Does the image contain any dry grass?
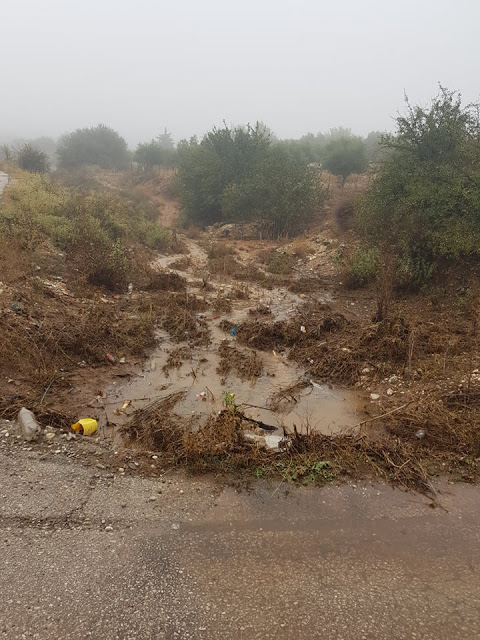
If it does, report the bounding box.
[0,297,159,391]
[124,391,187,455]
[217,341,264,381]
[124,401,467,494]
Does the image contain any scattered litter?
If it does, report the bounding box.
[127,283,133,294]
[264,434,286,450]
[45,432,55,440]
[196,391,207,401]
[300,325,306,333]
[67,386,81,394]
[114,400,132,415]
[119,356,126,364]
[106,353,116,363]
[288,309,299,317]
[387,388,394,396]
[370,393,380,401]
[230,324,241,337]
[415,429,426,439]
[18,408,40,441]
[71,418,98,436]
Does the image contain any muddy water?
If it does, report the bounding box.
[105,260,360,439]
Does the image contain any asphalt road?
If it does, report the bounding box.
[0,171,8,198]
[0,444,479,639]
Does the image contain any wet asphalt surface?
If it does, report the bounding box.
[0,439,479,640]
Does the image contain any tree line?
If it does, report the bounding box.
[3,86,479,282]
[0,123,379,181]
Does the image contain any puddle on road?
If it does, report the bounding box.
[104,280,360,440]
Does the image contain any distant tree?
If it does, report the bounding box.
[326,127,354,141]
[134,131,177,170]
[156,128,174,149]
[364,131,384,164]
[222,146,324,236]
[177,123,271,226]
[323,136,368,184]
[176,123,325,235]
[57,124,129,170]
[1,144,13,163]
[29,137,57,163]
[16,143,50,173]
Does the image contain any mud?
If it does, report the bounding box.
[104,282,360,440]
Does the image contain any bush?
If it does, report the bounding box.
[323,136,368,185]
[265,251,295,275]
[0,174,174,291]
[344,248,379,288]
[357,87,480,289]
[57,124,130,170]
[176,123,325,236]
[16,144,50,173]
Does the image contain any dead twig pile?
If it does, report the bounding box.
[216,341,264,381]
[123,391,187,456]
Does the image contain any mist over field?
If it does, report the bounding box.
[1,0,479,144]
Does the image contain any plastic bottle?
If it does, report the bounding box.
[18,408,40,441]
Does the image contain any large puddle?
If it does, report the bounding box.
[104,257,361,442]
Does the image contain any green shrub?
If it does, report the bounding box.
[357,87,480,289]
[344,248,379,288]
[266,252,295,275]
[0,174,173,291]
[176,123,325,237]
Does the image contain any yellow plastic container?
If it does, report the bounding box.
[71,418,98,436]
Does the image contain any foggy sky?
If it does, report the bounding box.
[1,0,479,146]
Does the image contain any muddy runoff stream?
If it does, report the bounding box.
[104,253,361,449]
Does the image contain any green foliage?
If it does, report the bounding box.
[323,136,368,183]
[223,392,240,415]
[0,174,173,290]
[221,147,324,236]
[256,460,333,484]
[358,87,480,289]
[16,143,50,173]
[134,140,177,170]
[57,124,129,170]
[265,251,295,274]
[177,123,325,236]
[344,247,379,288]
[156,128,174,149]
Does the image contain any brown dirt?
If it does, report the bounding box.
[3,168,480,492]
